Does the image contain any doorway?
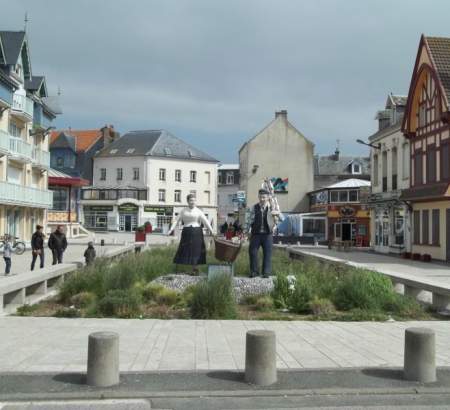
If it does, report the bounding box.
[125,215,132,231]
[342,223,351,241]
[119,213,137,231]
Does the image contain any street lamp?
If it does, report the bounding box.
[29,126,55,137]
[356,139,381,150]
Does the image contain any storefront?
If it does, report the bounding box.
[83,205,113,231]
[143,205,173,233]
[118,203,139,232]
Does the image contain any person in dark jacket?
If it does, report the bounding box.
[48,225,67,265]
[84,241,96,265]
[31,225,45,271]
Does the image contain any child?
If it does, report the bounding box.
[3,234,12,275]
[84,241,96,265]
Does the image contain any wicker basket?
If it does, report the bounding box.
[214,237,242,263]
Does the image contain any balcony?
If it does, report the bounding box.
[0,181,52,208]
[33,104,52,130]
[11,93,34,121]
[32,147,50,169]
[9,136,32,162]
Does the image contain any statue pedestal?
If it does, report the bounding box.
[207,264,234,279]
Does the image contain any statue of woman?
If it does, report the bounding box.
[168,194,214,273]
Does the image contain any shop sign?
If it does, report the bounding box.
[144,205,173,215]
[118,203,139,212]
[84,205,113,212]
[339,206,355,217]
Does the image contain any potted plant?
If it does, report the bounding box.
[144,221,153,234]
[421,254,432,262]
[412,253,421,261]
[402,252,411,259]
[135,226,146,242]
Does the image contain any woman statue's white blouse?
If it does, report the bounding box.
[169,207,214,233]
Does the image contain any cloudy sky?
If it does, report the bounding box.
[2,0,450,162]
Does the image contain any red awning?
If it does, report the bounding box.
[48,176,89,187]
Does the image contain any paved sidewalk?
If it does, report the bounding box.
[1,317,450,373]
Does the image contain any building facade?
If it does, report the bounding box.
[217,164,240,225]
[309,179,371,246]
[368,95,411,254]
[239,110,314,217]
[401,35,450,262]
[0,30,60,241]
[80,129,218,233]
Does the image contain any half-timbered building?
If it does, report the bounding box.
[401,35,450,262]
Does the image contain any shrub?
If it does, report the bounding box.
[54,307,81,318]
[16,304,38,316]
[384,294,425,319]
[142,283,165,302]
[289,275,314,313]
[155,288,179,306]
[70,292,96,309]
[189,274,237,319]
[254,295,274,312]
[97,289,142,318]
[334,268,394,311]
[308,297,335,316]
[271,271,293,309]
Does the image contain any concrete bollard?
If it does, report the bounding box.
[87,331,120,387]
[245,330,277,386]
[404,327,436,383]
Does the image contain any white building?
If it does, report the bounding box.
[80,130,219,233]
[217,164,240,226]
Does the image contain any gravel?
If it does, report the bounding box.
[152,274,274,301]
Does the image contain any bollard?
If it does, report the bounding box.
[404,327,436,383]
[245,330,277,385]
[87,331,120,387]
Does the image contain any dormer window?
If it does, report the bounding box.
[352,163,362,174]
[126,148,135,154]
[164,147,171,155]
[14,64,22,78]
[188,149,193,157]
[110,149,118,154]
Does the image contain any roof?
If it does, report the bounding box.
[48,168,72,178]
[42,96,62,115]
[48,168,89,187]
[50,129,102,153]
[327,178,371,189]
[314,155,370,176]
[96,129,219,162]
[218,163,239,170]
[368,121,402,142]
[400,182,450,201]
[387,94,407,107]
[426,36,450,104]
[25,75,45,92]
[0,31,26,65]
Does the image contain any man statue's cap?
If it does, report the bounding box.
[258,189,269,195]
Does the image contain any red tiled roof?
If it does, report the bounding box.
[50,129,102,153]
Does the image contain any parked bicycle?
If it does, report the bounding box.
[0,235,26,255]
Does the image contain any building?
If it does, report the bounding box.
[80,129,219,232]
[239,110,314,217]
[0,30,60,241]
[217,163,240,225]
[401,35,450,262]
[314,149,370,190]
[47,168,89,237]
[367,94,411,254]
[50,125,118,182]
[309,178,371,246]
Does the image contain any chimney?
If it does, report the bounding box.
[275,110,288,120]
[101,124,118,146]
[334,147,340,161]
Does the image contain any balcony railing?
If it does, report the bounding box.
[12,93,34,118]
[9,137,32,160]
[0,181,52,208]
[32,147,50,169]
[0,130,10,153]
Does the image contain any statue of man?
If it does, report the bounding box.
[247,189,280,278]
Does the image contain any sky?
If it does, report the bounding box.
[2,0,450,163]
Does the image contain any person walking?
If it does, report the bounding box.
[48,225,67,265]
[84,241,96,265]
[31,225,45,271]
[3,234,12,275]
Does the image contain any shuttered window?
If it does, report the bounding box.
[422,210,429,245]
[413,210,420,244]
[432,209,440,245]
[414,150,423,186]
[441,142,450,180]
[426,146,436,183]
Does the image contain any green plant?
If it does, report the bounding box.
[155,288,179,306]
[54,307,81,318]
[16,304,38,316]
[97,289,142,318]
[289,275,313,313]
[254,295,274,312]
[308,297,335,316]
[383,294,426,319]
[189,274,237,319]
[271,271,292,309]
[69,292,96,309]
[142,283,165,302]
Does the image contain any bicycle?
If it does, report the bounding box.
[0,235,26,255]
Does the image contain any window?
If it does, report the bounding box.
[373,154,379,186]
[432,209,440,245]
[174,190,181,202]
[382,151,388,192]
[330,191,339,202]
[175,169,182,182]
[338,190,348,202]
[441,142,449,181]
[218,172,223,185]
[50,188,68,211]
[226,172,234,185]
[56,157,64,167]
[126,148,135,154]
[9,121,22,138]
[426,146,436,183]
[358,225,367,236]
[205,171,211,184]
[349,190,358,202]
[414,150,423,185]
[205,190,211,204]
[164,147,171,156]
[422,210,429,244]
[158,189,166,202]
[413,210,420,244]
[133,168,139,180]
[109,149,118,154]
[159,168,166,181]
[394,208,404,245]
[100,168,106,181]
[419,104,426,127]
[190,170,197,182]
[402,143,409,179]
[352,163,361,174]
[392,147,398,189]
[116,168,123,180]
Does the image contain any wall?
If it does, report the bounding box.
[93,155,147,188]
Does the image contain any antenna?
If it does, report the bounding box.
[24,12,29,32]
[57,86,61,96]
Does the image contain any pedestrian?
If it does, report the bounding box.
[48,225,67,265]
[220,221,228,235]
[3,234,12,275]
[31,224,45,271]
[84,241,96,265]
